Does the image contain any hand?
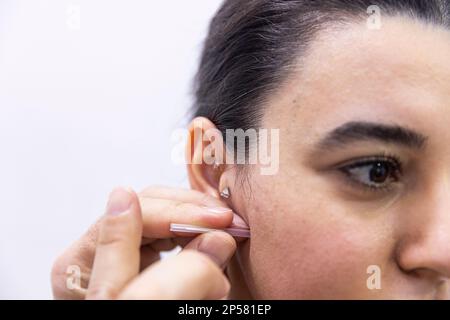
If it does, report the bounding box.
[51,186,248,299]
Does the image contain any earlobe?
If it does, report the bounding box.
[185,117,227,199]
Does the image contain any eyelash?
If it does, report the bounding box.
[336,152,403,193]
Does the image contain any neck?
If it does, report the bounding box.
[226,253,253,299]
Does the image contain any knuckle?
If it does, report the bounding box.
[97,231,127,247]
[97,217,134,247]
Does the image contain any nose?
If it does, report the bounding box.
[396,175,450,280]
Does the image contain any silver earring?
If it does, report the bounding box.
[220,187,230,199]
[213,161,220,170]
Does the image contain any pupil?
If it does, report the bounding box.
[370,162,388,183]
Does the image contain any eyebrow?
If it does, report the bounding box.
[315,121,428,151]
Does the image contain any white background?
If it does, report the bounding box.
[0,0,223,299]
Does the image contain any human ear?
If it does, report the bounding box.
[186,117,228,199]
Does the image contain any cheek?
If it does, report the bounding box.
[239,177,392,299]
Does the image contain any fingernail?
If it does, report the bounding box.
[202,206,233,214]
[106,187,132,216]
[197,232,235,269]
[231,214,249,229]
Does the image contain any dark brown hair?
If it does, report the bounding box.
[192,0,449,148]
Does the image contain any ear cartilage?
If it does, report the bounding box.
[170,223,250,238]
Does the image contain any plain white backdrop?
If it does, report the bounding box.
[0,0,223,299]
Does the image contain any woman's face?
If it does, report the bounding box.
[229,17,450,299]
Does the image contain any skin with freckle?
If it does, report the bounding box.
[220,18,450,299]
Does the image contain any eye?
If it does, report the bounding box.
[337,156,402,191]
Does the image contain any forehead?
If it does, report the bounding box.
[263,17,450,140]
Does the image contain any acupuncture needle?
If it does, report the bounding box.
[170,223,251,238]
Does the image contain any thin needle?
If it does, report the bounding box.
[170,223,251,238]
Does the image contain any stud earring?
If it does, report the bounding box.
[220,187,230,199]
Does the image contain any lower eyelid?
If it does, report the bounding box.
[339,174,398,196]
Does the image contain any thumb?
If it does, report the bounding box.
[184,231,237,270]
[86,187,143,299]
